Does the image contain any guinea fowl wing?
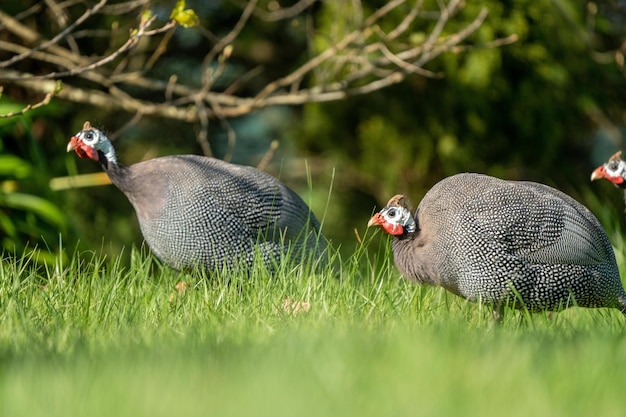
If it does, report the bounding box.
[120,155,316,242]
[194,159,319,241]
[514,182,612,266]
[420,174,612,268]
[460,180,610,267]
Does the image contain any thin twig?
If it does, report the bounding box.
[203,0,258,74]
[256,140,279,172]
[377,42,443,78]
[115,112,144,140]
[206,95,237,161]
[195,98,213,157]
[385,0,423,41]
[0,3,43,32]
[0,82,62,118]
[0,0,108,68]
[243,0,318,22]
[145,25,176,71]
[0,17,174,81]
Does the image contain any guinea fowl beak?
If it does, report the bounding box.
[590,166,606,182]
[67,136,78,152]
[67,136,81,153]
[367,213,383,228]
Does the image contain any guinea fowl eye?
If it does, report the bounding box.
[85,132,94,141]
[609,161,619,171]
[387,208,397,218]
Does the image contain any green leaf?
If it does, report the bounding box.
[0,192,67,230]
[0,210,17,237]
[0,155,32,179]
[170,0,198,28]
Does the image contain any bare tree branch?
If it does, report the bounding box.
[242,0,318,22]
[0,0,108,68]
[0,0,517,152]
[203,0,258,69]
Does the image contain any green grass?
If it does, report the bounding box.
[1,234,626,417]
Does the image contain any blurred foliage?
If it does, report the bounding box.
[0,101,73,264]
[1,0,626,261]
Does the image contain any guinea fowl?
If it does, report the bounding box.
[591,151,626,207]
[67,121,325,272]
[368,173,626,314]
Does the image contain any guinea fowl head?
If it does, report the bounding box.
[591,151,626,187]
[67,121,118,165]
[367,194,417,236]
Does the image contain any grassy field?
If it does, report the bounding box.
[1,233,626,417]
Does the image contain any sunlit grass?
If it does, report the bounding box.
[1,227,625,416]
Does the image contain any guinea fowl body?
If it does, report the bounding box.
[68,123,325,272]
[369,173,626,313]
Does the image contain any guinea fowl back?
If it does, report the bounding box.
[374,173,626,313]
[420,175,612,266]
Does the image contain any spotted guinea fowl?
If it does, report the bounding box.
[368,173,626,314]
[67,121,325,272]
[591,150,626,208]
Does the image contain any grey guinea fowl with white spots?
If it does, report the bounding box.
[368,173,626,314]
[67,121,326,272]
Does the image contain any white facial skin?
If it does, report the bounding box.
[76,129,117,163]
[605,158,626,181]
[380,205,417,234]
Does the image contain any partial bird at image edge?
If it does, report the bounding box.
[591,150,626,209]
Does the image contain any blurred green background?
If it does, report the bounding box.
[1,0,626,263]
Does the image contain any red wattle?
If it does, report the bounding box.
[72,141,99,161]
[382,222,405,236]
[368,212,405,236]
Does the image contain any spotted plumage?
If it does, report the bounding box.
[369,173,626,313]
[67,121,325,272]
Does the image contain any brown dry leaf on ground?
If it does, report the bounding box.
[168,281,191,302]
[281,298,311,317]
